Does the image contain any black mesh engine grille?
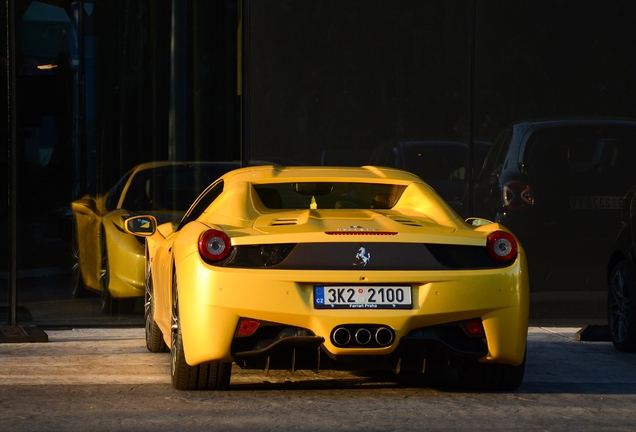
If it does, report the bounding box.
[213,244,296,268]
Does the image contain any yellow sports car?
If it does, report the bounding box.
[71,161,240,313]
[125,165,529,390]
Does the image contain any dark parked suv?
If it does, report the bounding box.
[606,184,636,352]
[473,118,636,320]
[369,140,491,215]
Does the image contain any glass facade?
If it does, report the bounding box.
[3,0,636,327]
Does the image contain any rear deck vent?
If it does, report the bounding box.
[393,218,424,227]
[269,218,299,226]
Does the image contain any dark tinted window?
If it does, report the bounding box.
[524,126,636,192]
[403,143,468,182]
[478,129,510,181]
[121,165,232,212]
[369,144,398,168]
[105,171,133,211]
[254,182,407,210]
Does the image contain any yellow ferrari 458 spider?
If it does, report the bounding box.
[125,165,529,390]
[71,161,239,313]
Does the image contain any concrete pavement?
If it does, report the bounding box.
[1,327,636,431]
[0,327,634,387]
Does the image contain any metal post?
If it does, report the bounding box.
[169,0,188,161]
[0,0,48,343]
[468,0,476,217]
[240,0,250,167]
[7,0,17,327]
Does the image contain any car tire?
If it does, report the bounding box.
[145,261,168,353]
[71,217,89,299]
[607,260,636,352]
[458,348,526,391]
[170,269,231,390]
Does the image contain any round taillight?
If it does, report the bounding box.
[199,229,231,262]
[487,231,518,263]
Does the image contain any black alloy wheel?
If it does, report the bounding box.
[71,217,88,298]
[170,268,231,390]
[145,257,168,353]
[99,232,112,314]
[608,261,636,352]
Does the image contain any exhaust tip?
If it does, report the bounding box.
[375,327,394,346]
[355,328,372,345]
[332,327,351,346]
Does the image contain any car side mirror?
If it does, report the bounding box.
[124,215,157,236]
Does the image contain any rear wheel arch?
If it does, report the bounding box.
[458,345,527,391]
[170,263,231,390]
[144,249,168,353]
[607,250,628,283]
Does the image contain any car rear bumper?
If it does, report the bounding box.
[176,253,529,370]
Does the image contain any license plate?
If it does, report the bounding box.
[314,285,412,309]
[570,196,623,210]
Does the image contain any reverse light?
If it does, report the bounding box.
[502,180,534,212]
[486,231,518,263]
[236,319,261,337]
[198,229,231,262]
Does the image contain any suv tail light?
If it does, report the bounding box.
[199,229,232,262]
[502,180,534,211]
[486,231,518,263]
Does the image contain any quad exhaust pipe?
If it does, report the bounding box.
[331,325,395,348]
[332,327,352,346]
[375,326,394,346]
[355,328,372,345]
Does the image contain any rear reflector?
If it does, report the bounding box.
[463,319,485,337]
[236,319,261,337]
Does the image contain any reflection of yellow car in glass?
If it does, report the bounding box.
[71,161,240,314]
[126,165,528,390]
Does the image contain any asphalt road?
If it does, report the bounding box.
[0,327,635,431]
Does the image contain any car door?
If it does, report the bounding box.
[72,196,104,290]
[78,172,132,290]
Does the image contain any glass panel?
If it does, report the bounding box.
[254,183,407,210]
[474,2,636,324]
[10,0,239,326]
[1,1,7,326]
[6,0,636,327]
[247,0,473,216]
[15,0,104,325]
